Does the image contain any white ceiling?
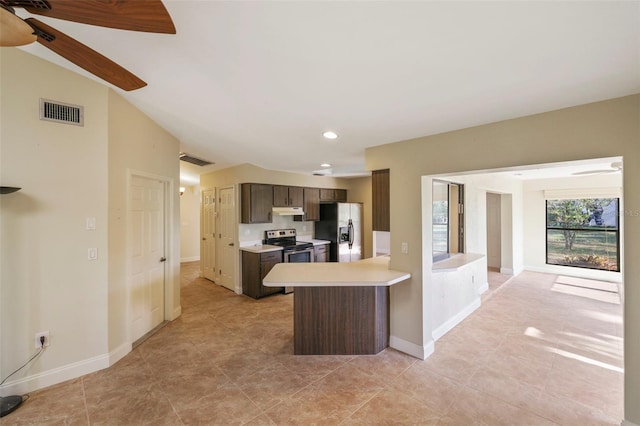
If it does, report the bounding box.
[15,1,640,184]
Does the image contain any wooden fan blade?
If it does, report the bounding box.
[0,7,37,46]
[26,18,146,91]
[22,0,175,34]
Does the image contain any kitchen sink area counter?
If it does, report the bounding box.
[263,256,410,355]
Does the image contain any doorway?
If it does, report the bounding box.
[486,192,502,271]
[217,185,237,292]
[201,188,216,282]
[128,174,168,342]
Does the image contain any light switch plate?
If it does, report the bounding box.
[88,248,98,260]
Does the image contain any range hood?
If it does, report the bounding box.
[272,206,304,216]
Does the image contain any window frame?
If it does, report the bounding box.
[432,179,464,263]
[545,197,620,272]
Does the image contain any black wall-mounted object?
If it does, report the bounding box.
[0,187,21,194]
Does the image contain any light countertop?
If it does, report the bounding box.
[263,256,411,287]
[239,244,283,254]
[297,238,331,246]
[240,238,331,253]
[432,253,485,272]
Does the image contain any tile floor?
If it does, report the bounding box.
[4,263,623,425]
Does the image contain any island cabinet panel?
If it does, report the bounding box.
[242,251,283,298]
[273,185,304,207]
[293,286,389,355]
[241,183,273,223]
[372,169,390,231]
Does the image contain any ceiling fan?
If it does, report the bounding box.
[571,161,623,176]
[0,0,175,91]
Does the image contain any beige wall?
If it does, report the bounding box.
[1,48,110,392]
[0,48,180,394]
[107,90,181,356]
[366,94,640,423]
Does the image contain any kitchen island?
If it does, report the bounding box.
[263,256,410,355]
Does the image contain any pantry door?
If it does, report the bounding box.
[129,175,166,342]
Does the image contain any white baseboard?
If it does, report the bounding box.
[172,305,182,320]
[180,256,200,263]
[432,297,481,341]
[389,335,434,360]
[0,352,110,396]
[500,267,514,274]
[108,342,132,367]
[477,281,489,295]
[622,420,640,426]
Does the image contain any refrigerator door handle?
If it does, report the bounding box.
[348,220,354,249]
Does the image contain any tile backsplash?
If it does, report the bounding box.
[239,215,314,246]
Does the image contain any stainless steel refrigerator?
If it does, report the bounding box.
[315,202,363,262]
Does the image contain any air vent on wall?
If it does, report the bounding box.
[179,153,213,167]
[39,99,84,126]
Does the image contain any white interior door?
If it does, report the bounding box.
[218,186,236,291]
[129,175,166,342]
[201,188,216,281]
[486,192,502,269]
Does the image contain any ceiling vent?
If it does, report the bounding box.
[179,153,213,167]
[39,99,84,126]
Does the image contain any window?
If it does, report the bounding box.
[546,198,620,272]
[432,180,464,262]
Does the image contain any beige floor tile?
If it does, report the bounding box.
[2,264,624,425]
[343,388,442,425]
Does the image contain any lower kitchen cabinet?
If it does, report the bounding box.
[314,243,329,262]
[242,250,284,298]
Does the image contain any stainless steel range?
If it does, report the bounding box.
[264,229,314,293]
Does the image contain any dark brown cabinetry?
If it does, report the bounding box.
[294,286,389,355]
[314,243,328,262]
[319,188,347,202]
[241,183,347,223]
[372,169,390,231]
[241,183,273,224]
[273,185,304,207]
[242,250,283,298]
[295,187,320,222]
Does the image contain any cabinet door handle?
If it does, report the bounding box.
[228,242,235,247]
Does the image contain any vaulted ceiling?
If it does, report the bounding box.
[15,1,640,183]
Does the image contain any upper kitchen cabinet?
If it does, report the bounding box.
[241,183,273,223]
[294,187,320,222]
[319,188,347,202]
[372,169,390,231]
[273,185,304,207]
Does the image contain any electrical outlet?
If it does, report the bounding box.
[35,331,50,348]
[401,242,408,254]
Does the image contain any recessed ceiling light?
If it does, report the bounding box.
[321,163,331,168]
[323,131,338,140]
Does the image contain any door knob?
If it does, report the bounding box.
[160,257,167,262]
